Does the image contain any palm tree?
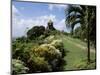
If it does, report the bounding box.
[88,6,96,50]
[65,5,96,63]
[65,5,86,35]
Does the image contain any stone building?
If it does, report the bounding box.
[46,20,55,30]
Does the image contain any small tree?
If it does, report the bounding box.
[27,26,45,40]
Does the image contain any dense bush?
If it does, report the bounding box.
[12,42,30,62]
[44,30,61,37]
[12,28,66,73]
[27,56,52,72]
[51,40,63,50]
[22,42,64,72]
[15,36,27,43]
[32,44,62,61]
[50,39,65,57]
[44,35,55,44]
[30,39,65,71]
[27,26,45,40]
[12,59,29,75]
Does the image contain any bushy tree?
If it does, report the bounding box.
[27,26,45,40]
[12,41,31,65]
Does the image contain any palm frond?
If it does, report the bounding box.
[67,6,84,16]
[71,20,81,28]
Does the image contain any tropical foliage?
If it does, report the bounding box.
[65,5,96,62]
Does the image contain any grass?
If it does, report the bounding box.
[60,34,96,70]
[67,36,87,47]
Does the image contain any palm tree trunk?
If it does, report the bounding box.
[71,26,74,35]
[87,25,90,63]
[71,29,73,35]
[87,6,90,63]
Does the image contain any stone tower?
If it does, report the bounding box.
[46,20,55,30]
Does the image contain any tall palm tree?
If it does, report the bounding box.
[65,5,86,35]
[65,5,96,63]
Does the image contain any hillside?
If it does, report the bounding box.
[61,34,96,70]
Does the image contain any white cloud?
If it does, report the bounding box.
[54,19,67,32]
[12,5,20,17]
[12,13,57,37]
[12,5,25,37]
[48,4,53,11]
[48,4,68,11]
[33,14,56,27]
[12,5,19,14]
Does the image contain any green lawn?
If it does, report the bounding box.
[60,34,96,70]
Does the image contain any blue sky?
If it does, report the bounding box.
[12,1,71,37]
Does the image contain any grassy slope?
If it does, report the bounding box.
[60,34,96,70]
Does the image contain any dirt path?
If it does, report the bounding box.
[62,36,95,53]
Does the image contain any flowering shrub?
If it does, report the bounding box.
[28,56,52,72]
[50,39,65,57]
[51,39,63,49]
[44,35,55,44]
[12,34,65,73]
[32,44,62,61]
[12,59,29,75]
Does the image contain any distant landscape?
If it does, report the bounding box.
[12,1,96,75]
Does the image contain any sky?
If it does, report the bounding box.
[12,1,71,37]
